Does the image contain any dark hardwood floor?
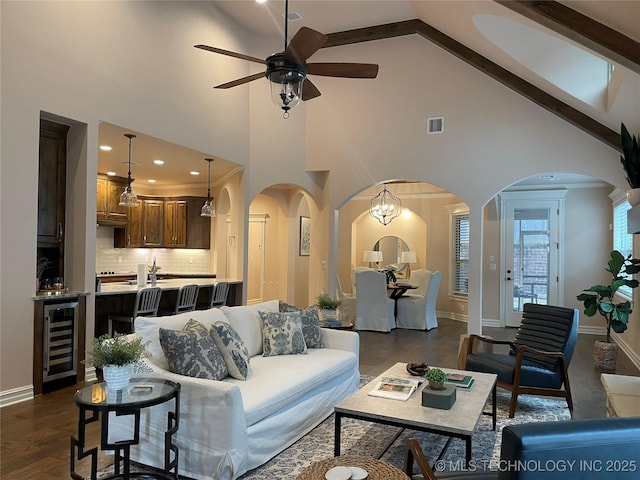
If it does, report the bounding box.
[1,319,638,479]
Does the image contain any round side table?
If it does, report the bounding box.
[297,455,410,480]
[70,378,180,480]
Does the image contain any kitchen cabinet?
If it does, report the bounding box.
[114,196,210,249]
[142,199,164,247]
[96,174,128,225]
[164,200,188,247]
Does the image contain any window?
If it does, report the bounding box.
[613,197,632,296]
[452,212,470,296]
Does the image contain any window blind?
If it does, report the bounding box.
[452,213,469,295]
[613,200,632,295]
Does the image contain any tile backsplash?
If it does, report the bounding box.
[96,226,211,274]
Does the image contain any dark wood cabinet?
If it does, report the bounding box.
[38,120,69,247]
[142,199,164,247]
[114,195,210,249]
[164,200,188,247]
[187,197,211,249]
[96,174,128,225]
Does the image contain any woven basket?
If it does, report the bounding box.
[594,340,618,372]
[297,455,409,480]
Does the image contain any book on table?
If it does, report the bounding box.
[368,376,423,401]
[446,373,474,390]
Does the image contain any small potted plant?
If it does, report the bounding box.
[36,256,51,291]
[87,333,149,390]
[425,367,447,390]
[577,250,640,371]
[315,292,342,321]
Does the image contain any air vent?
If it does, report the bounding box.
[287,11,302,21]
[427,117,444,134]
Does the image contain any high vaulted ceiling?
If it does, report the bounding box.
[99,1,640,188]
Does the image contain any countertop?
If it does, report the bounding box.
[34,291,91,301]
[96,278,241,296]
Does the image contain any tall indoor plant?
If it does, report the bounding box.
[620,122,640,206]
[577,250,640,371]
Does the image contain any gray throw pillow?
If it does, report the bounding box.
[278,302,323,348]
[259,310,307,357]
[159,319,228,381]
[210,321,250,380]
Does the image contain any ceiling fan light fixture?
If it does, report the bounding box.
[201,158,216,217]
[267,55,305,118]
[119,133,139,207]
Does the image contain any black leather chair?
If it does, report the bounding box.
[465,303,578,418]
[404,417,640,479]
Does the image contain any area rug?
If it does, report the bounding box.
[96,376,570,479]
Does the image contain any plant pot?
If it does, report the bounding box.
[428,381,445,390]
[321,309,338,321]
[627,188,640,207]
[102,363,132,390]
[594,340,618,372]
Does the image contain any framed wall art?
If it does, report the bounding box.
[299,216,310,256]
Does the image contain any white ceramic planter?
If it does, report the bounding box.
[103,363,132,390]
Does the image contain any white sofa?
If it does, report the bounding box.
[109,300,360,480]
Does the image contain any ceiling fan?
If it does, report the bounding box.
[195,0,379,118]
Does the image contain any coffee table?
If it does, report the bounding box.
[334,363,496,467]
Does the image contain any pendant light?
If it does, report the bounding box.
[201,158,215,217]
[119,134,139,207]
[369,184,401,226]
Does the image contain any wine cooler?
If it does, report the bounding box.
[43,301,79,383]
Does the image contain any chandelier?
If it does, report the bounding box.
[369,185,401,226]
[119,134,139,207]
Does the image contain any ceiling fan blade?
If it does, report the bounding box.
[194,45,266,65]
[306,63,379,79]
[284,27,328,64]
[302,79,321,101]
[215,72,266,89]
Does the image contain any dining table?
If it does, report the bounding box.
[387,282,417,317]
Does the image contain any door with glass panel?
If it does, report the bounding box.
[502,198,562,327]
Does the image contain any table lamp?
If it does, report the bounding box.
[400,251,417,278]
[363,251,383,269]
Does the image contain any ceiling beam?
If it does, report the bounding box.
[495,1,640,75]
[323,20,621,152]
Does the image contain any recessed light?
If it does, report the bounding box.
[190,171,200,176]
[106,171,116,176]
[256,0,267,4]
[99,145,112,151]
[153,159,164,165]
[148,179,156,183]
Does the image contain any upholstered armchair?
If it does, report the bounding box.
[396,270,442,330]
[355,269,395,332]
[465,303,579,418]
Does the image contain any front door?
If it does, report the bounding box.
[501,194,564,327]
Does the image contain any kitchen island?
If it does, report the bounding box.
[95,278,242,336]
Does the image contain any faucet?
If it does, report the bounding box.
[149,258,157,286]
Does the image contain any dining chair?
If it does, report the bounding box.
[355,270,395,332]
[465,303,579,418]
[351,266,374,294]
[396,271,442,330]
[336,275,356,323]
[108,286,162,335]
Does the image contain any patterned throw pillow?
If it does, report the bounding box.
[278,302,323,348]
[210,321,250,380]
[259,311,308,357]
[159,319,228,381]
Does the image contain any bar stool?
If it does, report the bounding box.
[108,287,162,335]
[209,282,230,308]
[160,284,199,316]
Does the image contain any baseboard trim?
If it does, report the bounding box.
[0,385,34,408]
[613,332,640,371]
[578,325,606,335]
